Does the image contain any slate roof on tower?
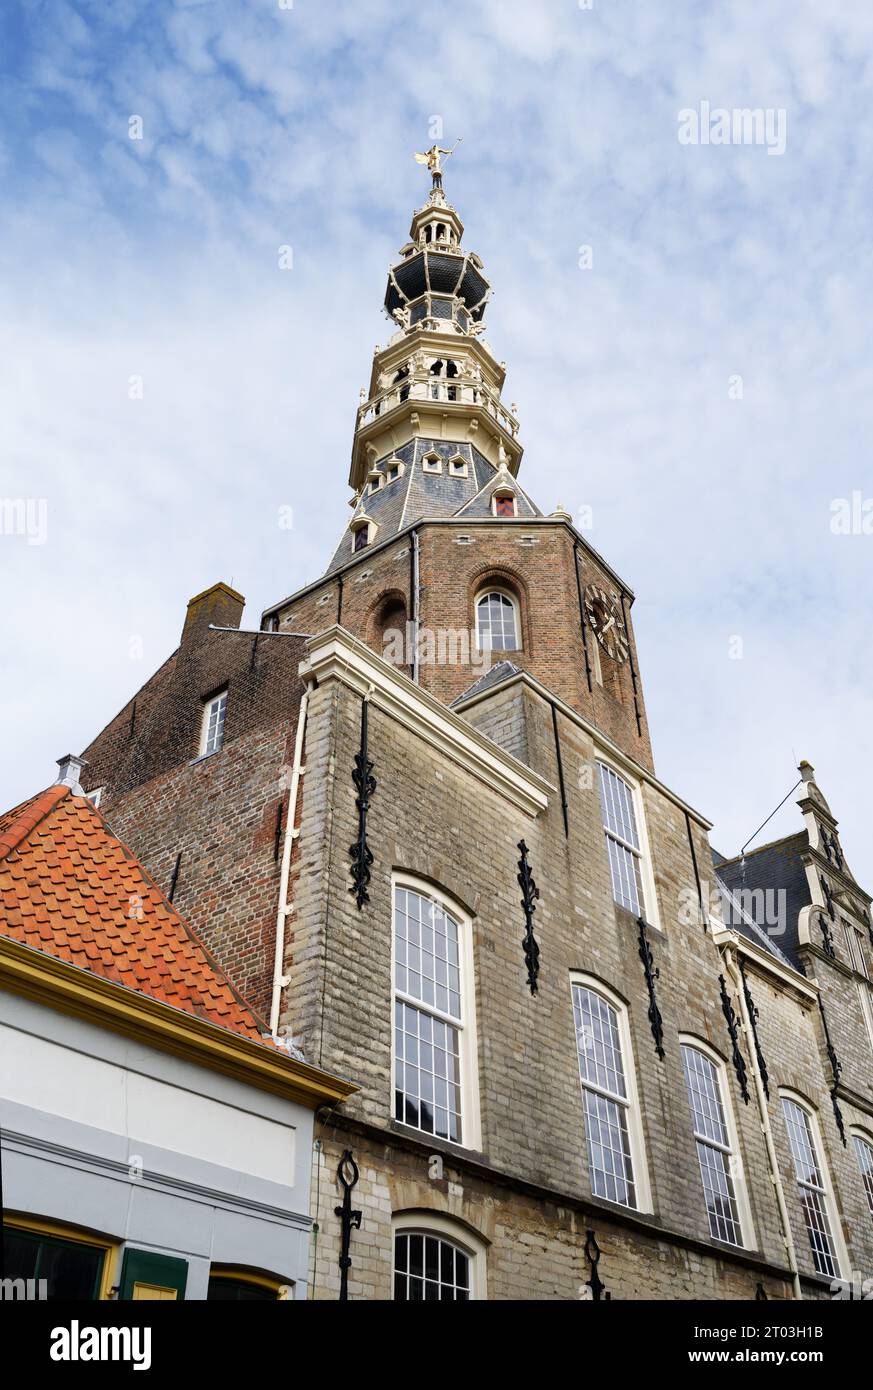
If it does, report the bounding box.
[324,438,541,576]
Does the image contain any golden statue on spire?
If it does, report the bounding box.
[414,138,462,188]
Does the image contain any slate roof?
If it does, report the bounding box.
[324,438,542,575]
[715,833,811,970]
[452,660,523,706]
[0,784,269,1042]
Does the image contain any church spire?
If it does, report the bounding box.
[347,151,521,495]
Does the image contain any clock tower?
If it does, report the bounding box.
[264,157,654,770]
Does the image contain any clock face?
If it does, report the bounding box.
[584,584,629,663]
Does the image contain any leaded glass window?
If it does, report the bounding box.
[681,1045,744,1246]
[573,984,637,1208]
[597,762,645,916]
[476,591,519,651]
[394,886,464,1144]
[393,1232,470,1301]
[782,1097,841,1278]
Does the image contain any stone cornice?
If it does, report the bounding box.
[300,626,553,818]
[713,925,818,1001]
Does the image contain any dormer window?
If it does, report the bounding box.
[449,455,468,478]
[422,451,442,474]
[493,492,517,518]
[200,689,227,757]
[351,517,376,553]
[368,472,383,495]
[385,457,404,483]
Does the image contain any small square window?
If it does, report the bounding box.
[449,457,468,478]
[422,453,442,474]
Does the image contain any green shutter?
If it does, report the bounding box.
[118,1248,188,1301]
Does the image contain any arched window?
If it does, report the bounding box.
[571,977,650,1211]
[851,1131,873,1218]
[475,589,520,652]
[374,594,408,667]
[207,1267,290,1300]
[680,1041,750,1247]
[781,1093,844,1279]
[392,878,480,1149]
[392,1215,486,1300]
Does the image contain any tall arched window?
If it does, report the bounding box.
[571,977,650,1211]
[596,760,655,922]
[392,1215,486,1300]
[392,879,480,1149]
[476,590,519,652]
[781,1093,843,1279]
[852,1131,873,1218]
[680,1041,749,1247]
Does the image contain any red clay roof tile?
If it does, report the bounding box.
[0,785,269,1044]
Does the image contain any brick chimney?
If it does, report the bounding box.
[56,754,87,793]
[181,582,245,647]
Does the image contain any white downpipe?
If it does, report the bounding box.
[723,944,802,1300]
[270,681,312,1037]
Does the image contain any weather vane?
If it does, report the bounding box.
[414,137,462,191]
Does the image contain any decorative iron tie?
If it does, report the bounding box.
[637,918,665,1059]
[349,696,377,909]
[719,974,750,1104]
[517,840,541,994]
[335,1149,363,1301]
[583,1229,611,1301]
[818,1000,847,1147]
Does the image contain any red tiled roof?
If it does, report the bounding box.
[0,785,268,1043]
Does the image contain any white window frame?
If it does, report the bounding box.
[850,1128,873,1220]
[448,454,468,478]
[350,517,377,553]
[199,689,227,757]
[422,451,442,474]
[392,1212,487,1300]
[84,787,104,809]
[391,875,481,1152]
[679,1035,755,1249]
[570,972,652,1213]
[780,1089,848,1280]
[492,490,517,518]
[475,587,520,653]
[595,755,660,929]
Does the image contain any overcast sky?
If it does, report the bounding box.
[2,0,871,887]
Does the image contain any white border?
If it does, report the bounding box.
[778,1087,850,1281]
[391,873,482,1154]
[594,751,661,931]
[678,1033,756,1250]
[569,971,652,1214]
[392,1210,488,1299]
